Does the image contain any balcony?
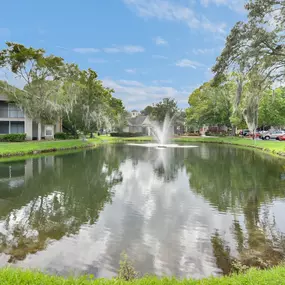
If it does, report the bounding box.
[0,102,24,119]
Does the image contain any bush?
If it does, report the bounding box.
[54,132,79,140]
[54,132,68,140]
[118,252,138,281]
[0,133,26,142]
[186,132,200,136]
[110,132,144,137]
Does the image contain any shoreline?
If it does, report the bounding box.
[0,136,285,160]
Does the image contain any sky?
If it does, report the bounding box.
[0,0,246,111]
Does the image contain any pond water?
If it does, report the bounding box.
[0,143,285,278]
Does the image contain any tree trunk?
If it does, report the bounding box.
[231,125,236,136]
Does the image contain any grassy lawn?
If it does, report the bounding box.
[0,136,120,157]
[173,136,285,154]
[1,267,285,285]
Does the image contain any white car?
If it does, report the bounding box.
[261,130,285,140]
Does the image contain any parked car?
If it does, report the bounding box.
[239,129,250,136]
[248,132,261,139]
[261,130,285,140]
[277,134,285,141]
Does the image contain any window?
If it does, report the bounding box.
[0,121,9,134]
[45,126,53,136]
[10,122,25,134]
[8,103,24,118]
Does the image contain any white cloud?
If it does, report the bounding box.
[125,69,137,74]
[103,45,145,54]
[123,0,227,34]
[73,48,100,53]
[102,78,190,109]
[200,0,245,13]
[152,55,168,59]
[88,58,108,63]
[154,36,168,46]
[176,59,204,68]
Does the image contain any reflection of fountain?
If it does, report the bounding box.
[128,114,198,149]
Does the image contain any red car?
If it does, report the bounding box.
[248,132,261,139]
[277,134,285,141]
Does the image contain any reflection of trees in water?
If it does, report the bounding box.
[0,146,125,262]
[186,145,285,212]
[185,145,285,273]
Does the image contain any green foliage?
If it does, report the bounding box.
[0,133,26,142]
[151,98,179,123]
[0,42,65,124]
[187,81,232,128]
[110,132,144,137]
[231,260,250,274]
[1,267,285,284]
[259,88,285,127]
[54,132,69,140]
[141,105,154,116]
[118,252,138,281]
[211,0,285,132]
[0,42,127,134]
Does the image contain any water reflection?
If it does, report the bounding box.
[0,144,284,278]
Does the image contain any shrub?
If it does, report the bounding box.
[118,252,138,281]
[0,133,26,142]
[54,132,78,140]
[110,132,144,137]
[186,132,200,136]
[54,132,68,140]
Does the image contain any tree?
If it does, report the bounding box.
[141,105,154,116]
[0,42,65,124]
[62,68,120,136]
[187,81,232,129]
[259,87,285,128]
[151,98,179,123]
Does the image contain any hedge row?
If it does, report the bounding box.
[110,132,145,137]
[54,132,79,140]
[0,133,26,142]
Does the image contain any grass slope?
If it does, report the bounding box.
[0,136,120,158]
[1,267,285,285]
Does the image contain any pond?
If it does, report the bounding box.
[0,143,285,279]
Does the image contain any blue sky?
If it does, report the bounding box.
[0,0,246,110]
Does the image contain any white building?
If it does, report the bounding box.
[123,111,152,135]
[0,95,62,140]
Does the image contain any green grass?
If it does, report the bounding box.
[172,136,285,154]
[1,267,285,284]
[0,136,120,158]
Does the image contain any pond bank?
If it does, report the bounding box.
[124,136,285,158]
[0,136,285,159]
[1,267,285,284]
[0,137,120,159]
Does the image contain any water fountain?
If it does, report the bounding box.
[128,114,198,149]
